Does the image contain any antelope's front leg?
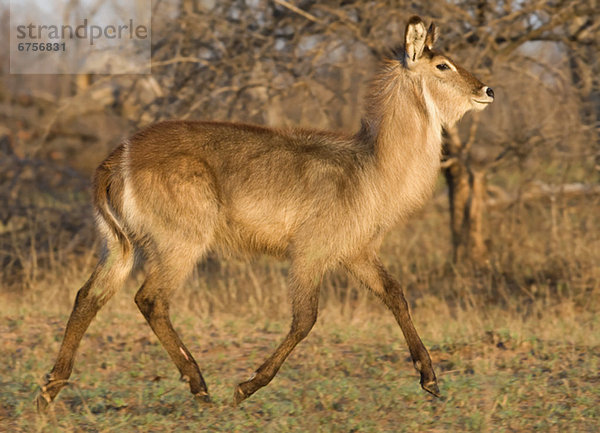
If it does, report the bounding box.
[344,254,440,397]
[234,267,320,405]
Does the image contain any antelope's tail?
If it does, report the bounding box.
[92,144,132,255]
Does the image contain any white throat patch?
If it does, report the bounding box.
[421,81,441,127]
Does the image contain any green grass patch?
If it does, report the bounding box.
[1,309,599,432]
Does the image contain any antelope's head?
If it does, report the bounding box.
[403,16,494,126]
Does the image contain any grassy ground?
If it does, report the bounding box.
[1,291,599,432]
[1,159,598,432]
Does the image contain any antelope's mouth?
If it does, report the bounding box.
[473,87,494,106]
[472,97,493,110]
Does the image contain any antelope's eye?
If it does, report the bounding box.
[436,63,450,71]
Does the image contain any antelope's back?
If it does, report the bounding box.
[118,120,367,256]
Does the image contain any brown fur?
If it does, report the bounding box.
[37,16,493,411]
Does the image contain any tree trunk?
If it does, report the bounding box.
[443,125,488,266]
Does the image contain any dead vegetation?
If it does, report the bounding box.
[0,1,598,319]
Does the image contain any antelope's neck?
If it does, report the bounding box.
[361,74,443,225]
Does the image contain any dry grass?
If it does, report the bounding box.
[2,166,598,324]
[1,1,598,430]
[0,168,599,431]
[1,298,599,432]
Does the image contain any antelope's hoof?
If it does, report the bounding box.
[35,388,52,414]
[194,391,212,405]
[232,384,248,406]
[421,379,441,398]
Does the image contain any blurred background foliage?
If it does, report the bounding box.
[0,0,598,317]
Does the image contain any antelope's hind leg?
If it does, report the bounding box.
[37,240,134,413]
[134,246,211,403]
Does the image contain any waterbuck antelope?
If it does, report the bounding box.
[37,16,494,411]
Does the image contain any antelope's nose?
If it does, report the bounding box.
[485,87,494,99]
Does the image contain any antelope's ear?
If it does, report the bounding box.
[425,22,438,50]
[404,16,427,62]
